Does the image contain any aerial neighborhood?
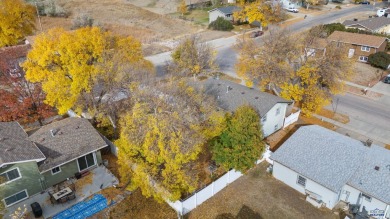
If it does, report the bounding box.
[1,0,390,218]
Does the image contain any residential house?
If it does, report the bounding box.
[271,125,390,218]
[0,44,31,78]
[0,118,108,208]
[208,6,240,24]
[195,78,293,137]
[327,31,387,62]
[343,17,390,35]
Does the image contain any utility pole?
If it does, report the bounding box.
[35,1,43,32]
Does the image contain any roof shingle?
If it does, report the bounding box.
[328,31,387,48]
[343,16,390,31]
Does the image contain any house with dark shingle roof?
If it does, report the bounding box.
[271,125,390,217]
[193,78,293,137]
[208,6,240,24]
[327,31,387,62]
[343,17,390,34]
[0,118,108,207]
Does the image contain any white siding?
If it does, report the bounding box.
[208,10,232,24]
[342,185,389,218]
[273,162,339,209]
[261,103,288,137]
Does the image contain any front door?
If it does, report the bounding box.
[348,49,355,58]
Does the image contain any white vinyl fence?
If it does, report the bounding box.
[167,147,271,216]
[283,110,300,129]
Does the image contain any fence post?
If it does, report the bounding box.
[195,192,198,207]
[227,170,230,184]
[212,182,214,196]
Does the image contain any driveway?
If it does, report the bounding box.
[186,163,336,219]
[372,81,390,105]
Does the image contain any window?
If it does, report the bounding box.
[77,153,96,172]
[276,107,281,116]
[361,46,370,52]
[261,114,267,123]
[0,168,21,185]
[359,56,368,62]
[297,175,306,187]
[3,190,28,206]
[362,193,372,202]
[51,166,61,175]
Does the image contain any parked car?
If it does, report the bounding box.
[383,74,390,84]
[286,7,299,13]
[359,0,371,4]
[250,30,263,38]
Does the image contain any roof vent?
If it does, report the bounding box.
[5,148,14,152]
[50,129,58,137]
[75,125,80,129]
[217,83,221,86]
[241,92,245,94]
[365,139,373,147]
[255,96,259,99]
[226,86,233,93]
[40,137,45,142]
[374,166,380,171]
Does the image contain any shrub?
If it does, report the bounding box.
[322,23,346,36]
[42,0,68,17]
[208,17,234,31]
[72,13,94,29]
[335,5,342,9]
[368,52,390,70]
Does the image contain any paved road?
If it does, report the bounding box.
[146,3,384,77]
[325,93,390,145]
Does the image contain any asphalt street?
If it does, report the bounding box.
[325,93,390,145]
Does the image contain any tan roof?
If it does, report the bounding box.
[328,31,387,48]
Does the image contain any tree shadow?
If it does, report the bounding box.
[215,205,263,219]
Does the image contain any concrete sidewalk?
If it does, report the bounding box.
[344,80,390,96]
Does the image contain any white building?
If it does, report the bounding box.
[195,78,293,137]
[208,6,240,24]
[271,125,390,219]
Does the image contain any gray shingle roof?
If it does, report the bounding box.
[193,78,291,116]
[0,122,45,167]
[343,17,390,31]
[347,145,390,204]
[271,125,368,192]
[209,6,240,15]
[29,118,107,172]
[272,125,390,204]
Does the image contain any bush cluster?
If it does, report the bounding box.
[208,17,234,31]
[368,52,390,70]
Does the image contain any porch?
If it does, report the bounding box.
[3,165,118,219]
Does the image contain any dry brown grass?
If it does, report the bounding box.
[218,73,242,84]
[345,85,383,99]
[350,62,384,86]
[386,144,390,150]
[35,0,199,44]
[300,116,338,131]
[75,172,93,198]
[317,108,350,124]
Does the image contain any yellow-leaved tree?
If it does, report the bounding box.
[233,0,285,26]
[116,79,225,201]
[0,0,36,47]
[23,27,153,131]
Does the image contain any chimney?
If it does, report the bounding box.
[374,166,380,171]
[226,86,230,93]
[50,129,58,137]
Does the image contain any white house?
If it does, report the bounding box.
[208,6,240,24]
[343,17,390,35]
[271,125,390,219]
[195,78,293,137]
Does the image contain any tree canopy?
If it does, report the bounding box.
[0,0,36,47]
[116,80,225,201]
[23,27,153,127]
[212,105,265,172]
[234,0,285,26]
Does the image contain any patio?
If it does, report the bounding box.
[3,165,118,219]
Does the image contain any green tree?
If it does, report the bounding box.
[368,52,390,70]
[212,105,265,173]
[0,0,36,47]
[116,80,225,201]
[208,17,234,31]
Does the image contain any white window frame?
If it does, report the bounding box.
[261,114,267,123]
[297,175,306,187]
[359,56,368,62]
[275,107,281,116]
[2,189,29,207]
[0,167,22,186]
[362,193,372,202]
[361,46,370,52]
[51,166,61,175]
[76,152,97,172]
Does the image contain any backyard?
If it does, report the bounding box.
[185,162,338,219]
